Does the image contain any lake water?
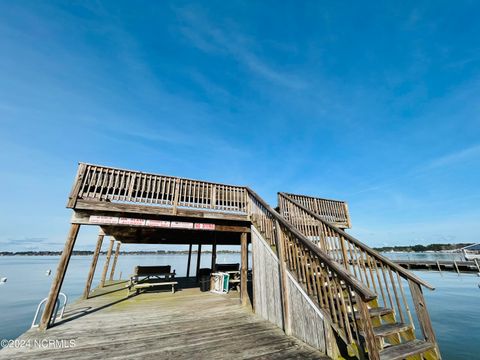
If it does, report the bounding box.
[1,252,479,359]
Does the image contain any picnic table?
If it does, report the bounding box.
[127,265,178,295]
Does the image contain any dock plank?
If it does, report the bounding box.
[0,280,329,360]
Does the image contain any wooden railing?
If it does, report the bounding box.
[278,192,439,356]
[65,163,439,358]
[67,163,248,213]
[247,188,379,358]
[283,192,351,228]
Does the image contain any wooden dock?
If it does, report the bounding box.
[3,163,442,360]
[0,280,328,360]
[393,259,480,274]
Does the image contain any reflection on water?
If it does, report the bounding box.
[1,253,479,359]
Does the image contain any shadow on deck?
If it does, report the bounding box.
[0,280,329,360]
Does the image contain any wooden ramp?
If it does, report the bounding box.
[0,280,329,360]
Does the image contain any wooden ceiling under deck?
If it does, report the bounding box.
[71,205,251,246]
[101,226,248,245]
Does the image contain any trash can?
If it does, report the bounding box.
[198,268,211,292]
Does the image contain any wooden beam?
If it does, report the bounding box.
[453,260,460,274]
[274,220,291,334]
[172,178,180,215]
[66,163,87,208]
[74,199,249,222]
[109,242,121,281]
[408,280,441,358]
[82,231,104,299]
[475,258,480,273]
[186,244,193,278]
[39,224,80,331]
[408,280,437,343]
[240,233,248,307]
[100,238,114,287]
[196,244,202,279]
[211,239,217,270]
[70,210,250,233]
[357,299,380,360]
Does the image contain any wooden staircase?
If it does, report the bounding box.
[277,192,441,360]
[63,163,441,360]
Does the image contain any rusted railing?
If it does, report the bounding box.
[283,192,351,228]
[67,163,247,213]
[247,188,379,359]
[279,192,439,358]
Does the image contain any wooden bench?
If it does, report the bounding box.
[127,265,178,295]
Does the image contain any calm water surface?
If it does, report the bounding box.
[0,252,478,359]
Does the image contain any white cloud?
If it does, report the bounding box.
[176,7,306,90]
[425,144,480,169]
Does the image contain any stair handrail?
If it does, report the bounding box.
[247,187,380,358]
[279,192,440,359]
[282,192,352,228]
[279,192,434,290]
[247,188,376,301]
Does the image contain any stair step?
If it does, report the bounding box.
[353,307,393,319]
[373,322,411,337]
[379,340,435,360]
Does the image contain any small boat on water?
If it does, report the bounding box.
[462,243,480,260]
[0,277,7,283]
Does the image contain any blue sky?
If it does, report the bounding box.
[0,1,479,251]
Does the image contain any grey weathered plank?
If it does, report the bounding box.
[0,280,329,360]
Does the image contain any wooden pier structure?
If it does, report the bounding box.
[1,163,442,360]
[394,259,480,274]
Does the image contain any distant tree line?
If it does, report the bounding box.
[0,249,241,256]
[373,243,472,252]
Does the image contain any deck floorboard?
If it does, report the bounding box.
[0,280,329,360]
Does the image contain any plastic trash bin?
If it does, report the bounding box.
[198,268,211,292]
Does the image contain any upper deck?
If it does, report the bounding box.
[68,163,249,220]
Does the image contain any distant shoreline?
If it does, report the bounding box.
[373,243,471,253]
[0,250,241,256]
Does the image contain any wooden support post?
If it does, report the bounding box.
[436,260,442,274]
[211,185,217,210]
[474,258,480,273]
[109,242,121,281]
[453,260,460,275]
[196,244,202,279]
[186,244,193,278]
[82,231,104,299]
[100,238,114,287]
[339,236,350,269]
[172,178,181,215]
[211,240,217,270]
[408,280,441,357]
[274,220,291,335]
[357,299,380,360]
[240,233,248,306]
[39,224,80,331]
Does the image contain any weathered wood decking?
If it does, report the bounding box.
[1,280,329,360]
